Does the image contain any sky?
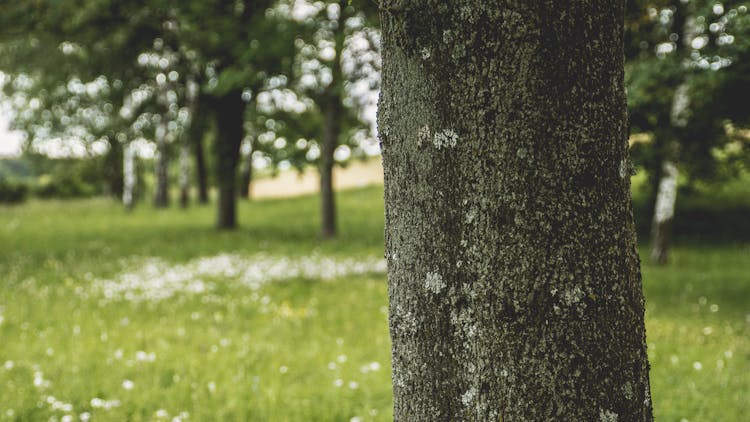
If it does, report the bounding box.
[0,112,23,157]
[0,72,23,157]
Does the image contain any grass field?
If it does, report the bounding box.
[1,183,748,421]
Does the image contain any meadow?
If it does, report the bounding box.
[0,181,748,421]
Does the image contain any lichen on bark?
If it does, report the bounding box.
[379,1,653,420]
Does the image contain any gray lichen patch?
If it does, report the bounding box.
[442,29,455,44]
[392,304,418,335]
[619,159,629,179]
[465,207,478,224]
[461,386,477,407]
[450,307,477,339]
[622,381,634,401]
[562,286,585,307]
[599,408,619,422]
[424,271,446,294]
[433,129,458,149]
[417,125,431,148]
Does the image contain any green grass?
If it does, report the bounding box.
[1,184,748,421]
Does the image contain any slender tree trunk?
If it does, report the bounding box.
[650,159,678,264]
[153,123,170,208]
[651,83,688,264]
[194,129,209,204]
[179,140,191,208]
[123,142,136,210]
[239,136,254,199]
[179,78,199,208]
[379,2,652,420]
[188,95,210,205]
[320,93,341,239]
[213,89,246,229]
[319,0,347,239]
[103,136,124,198]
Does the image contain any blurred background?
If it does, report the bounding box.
[0,1,748,421]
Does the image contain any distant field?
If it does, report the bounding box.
[0,183,748,421]
[252,159,383,199]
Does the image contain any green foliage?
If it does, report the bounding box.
[32,174,97,199]
[26,155,104,199]
[250,0,381,175]
[0,0,381,219]
[626,0,750,183]
[0,155,114,200]
[0,178,29,204]
[0,158,33,180]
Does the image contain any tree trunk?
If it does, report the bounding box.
[320,93,341,239]
[194,128,209,204]
[239,136,255,199]
[319,0,347,239]
[103,136,124,198]
[651,82,688,265]
[153,123,169,208]
[189,95,210,205]
[379,2,652,421]
[179,140,191,208]
[650,160,678,264]
[213,89,246,229]
[123,142,136,210]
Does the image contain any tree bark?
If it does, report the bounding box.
[123,142,136,210]
[319,0,348,239]
[379,2,652,421]
[153,122,170,208]
[213,89,246,229]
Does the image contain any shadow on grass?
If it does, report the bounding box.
[634,201,750,244]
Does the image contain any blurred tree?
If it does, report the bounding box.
[258,0,380,237]
[626,0,750,263]
[171,0,296,228]
[0,0,167,200]
[0,1,297,227]
[122,141,138,210]
[189,93,211,204]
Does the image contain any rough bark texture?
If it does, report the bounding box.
[213,89,246,229]
[379,2,652,421]
[153,122,170,208]
[319,0,348,239]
